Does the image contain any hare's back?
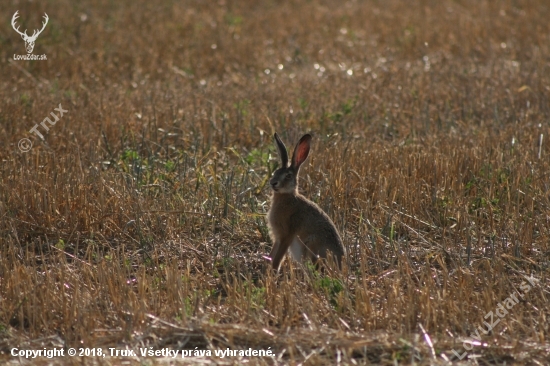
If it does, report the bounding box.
[296,195,344,252]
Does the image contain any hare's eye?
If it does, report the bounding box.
[285,174,292,180]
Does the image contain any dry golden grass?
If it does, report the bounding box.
[1,0,549,364]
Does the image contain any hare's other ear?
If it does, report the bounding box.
[291,134,312,169]
[274,133,289,167]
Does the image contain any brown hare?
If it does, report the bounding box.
[267,133,345,270]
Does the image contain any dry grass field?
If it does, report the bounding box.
[1,0,549,364]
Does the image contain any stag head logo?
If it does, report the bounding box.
[12,11,49,54]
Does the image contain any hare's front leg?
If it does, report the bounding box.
[269,235,296,270]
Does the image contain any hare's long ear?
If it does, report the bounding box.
[274,133,289,167]
[291,134,312,170]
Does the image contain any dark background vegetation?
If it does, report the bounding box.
[1,0,549,364]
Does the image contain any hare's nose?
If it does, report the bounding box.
[271,181,279,188]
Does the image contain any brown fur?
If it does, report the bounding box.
[267,133,345,270]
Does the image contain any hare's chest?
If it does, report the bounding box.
[267,203,291,235]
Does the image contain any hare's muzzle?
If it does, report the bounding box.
[270,179,279,191]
